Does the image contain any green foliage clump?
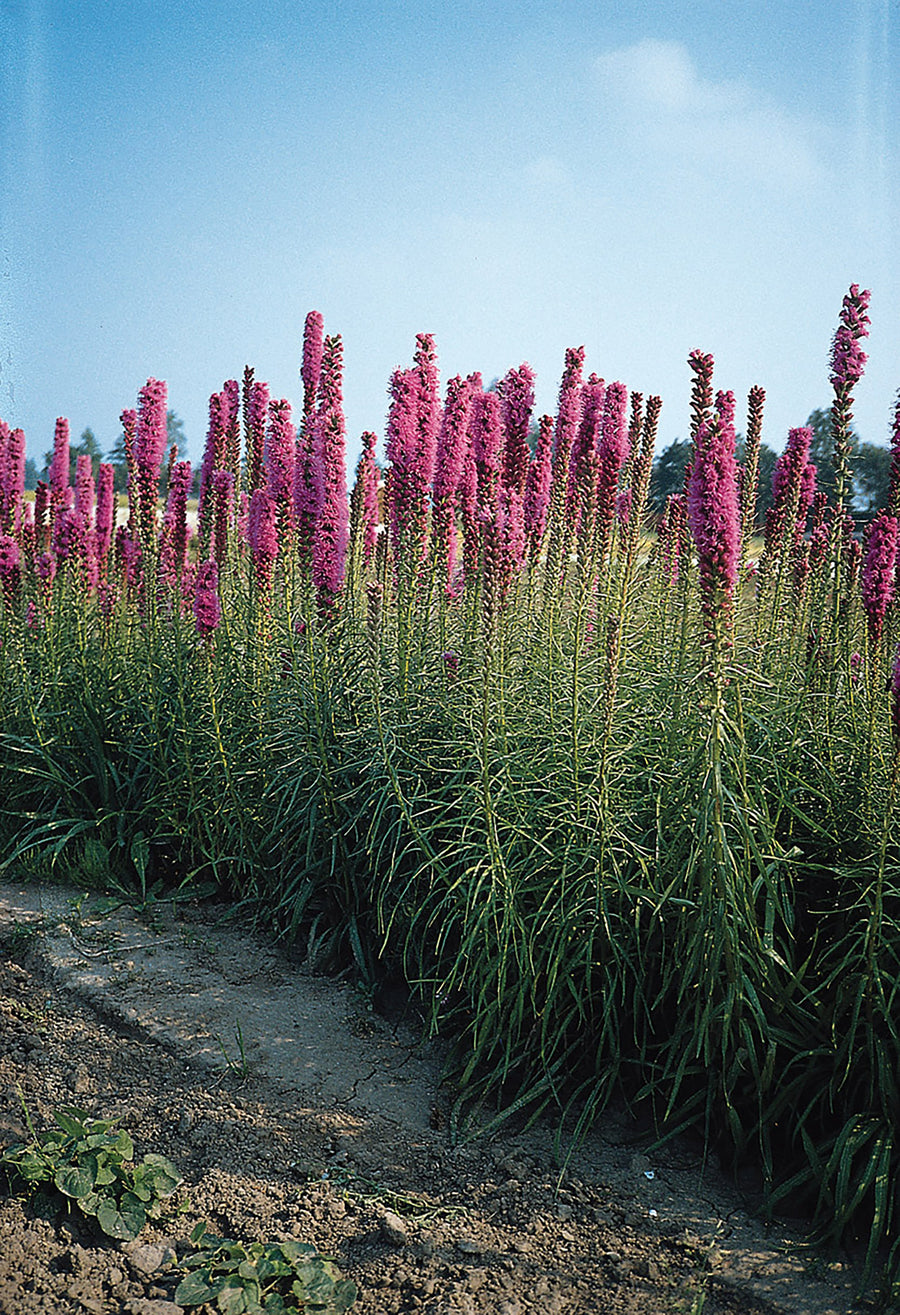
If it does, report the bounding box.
[175,1222,357,1314]
[1,1103,182,1241]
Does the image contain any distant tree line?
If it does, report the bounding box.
[649,408,893,528]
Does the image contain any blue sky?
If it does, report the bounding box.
[1,0,897,472]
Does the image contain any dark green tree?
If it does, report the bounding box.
[71,427,103,480]
[106,432,129,494]
[806,408,837,504]
[649,439,691,512]
[852,442,891,517]
[166,410,186,454]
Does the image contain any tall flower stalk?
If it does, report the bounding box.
[686,384,743,980]
[311,335,349,624]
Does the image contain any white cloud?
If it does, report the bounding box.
[593,39,825,188]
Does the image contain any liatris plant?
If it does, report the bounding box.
[861,512,899,651]
[471,389,504,523]
[74,454,96,532]
[543,348,585,595]
[688,349,715,442]
[830,283,871,511]
[248,487,279,590]
[49,417,71,521]
[0,534,20,609]
[211,469,235,570]
[311,335,349,622]
[349,430,380,572]
[135,378,168,549]
[431,376,473,592]
[523,414,554,561]
[8,292,900,1303]
[566,377,604,567]
[265,398,295,509]
[740,384,766,549]
[197,385,238,554]
[193,558,220,638]
[300,310,324,425]
[593,380,630,571]
[244,368,270,497]
[119,409,138,529]
[688,387,741,648]
[0,424,25,533]
[499,363,535,497]
[95,464,116,567]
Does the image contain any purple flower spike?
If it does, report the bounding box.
[472,389,504,520]
[74,454,96,531]
[211,468,234,567]
[432,375,473,585]
[830,283,871,393]
[312,334,349,619]
[354,430,380,567]
[301,311,325,421]
[567,378,605,544]
[265,398,296,506]
[0,425,25,533]
[248,487,279,588]
[135,378,168,540]
[687,388,741,634]
[523,414,554,557]
[49,417,71,514]
[194,559,221,638]
[594,381,630,559]
[246,375,270,495]
[861,512,899,648]
[830,284,871,507]
[499,363,535,497]
[688,351,715,443]
[0,533,21,608]
[95,464,116,563]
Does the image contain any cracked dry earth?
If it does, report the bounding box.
[0,881,871,1315]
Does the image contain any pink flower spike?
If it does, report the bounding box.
[301,311,325,420]
[687,394,741,634]
[265,398,296,505]
[135,378,168,539]
[432,375,473,585]
[248,487,279,588]
[95,464,116,562]
[499,363,535,497]
[861,512,899,648]
[49,418,70,510]
[193,559,221,638]
[74,454,96,531]
[523,414,554,555]
[0,533,21,608]
[311,334,349,619]
[0,426,25,532]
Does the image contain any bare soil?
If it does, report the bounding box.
[0,880,871,1314]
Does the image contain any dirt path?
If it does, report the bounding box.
[0,880,868,1314]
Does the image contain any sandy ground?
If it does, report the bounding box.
[0,879,874,1314]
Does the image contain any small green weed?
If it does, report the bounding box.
[0,1100,182,1241]
[215,1021,252,1083]
[175,1221,357,1313]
